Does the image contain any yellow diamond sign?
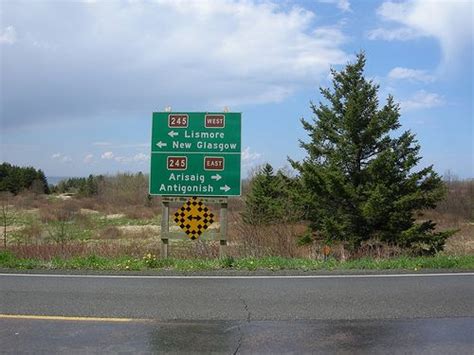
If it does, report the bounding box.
[173,197,215,240]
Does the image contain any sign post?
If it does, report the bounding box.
[150,112,241,257]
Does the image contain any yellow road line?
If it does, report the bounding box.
[0,314,150,322]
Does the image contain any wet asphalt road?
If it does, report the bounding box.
[1,272,473,353]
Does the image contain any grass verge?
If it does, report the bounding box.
[0,251,473,271]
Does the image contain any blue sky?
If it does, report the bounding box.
[1,0,473,179]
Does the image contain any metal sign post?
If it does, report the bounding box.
[160,200,169,258]
[219,201,228,258]
[150,112,241,258]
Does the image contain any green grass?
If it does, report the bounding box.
[9,208,41,225]
[0,251,473,271]
[90,213,161,227]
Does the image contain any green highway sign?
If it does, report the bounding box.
[149,112,241,196]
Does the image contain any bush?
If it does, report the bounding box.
[97,173,150,207]
[233,219,308,258]
[13,220,43,245]
[44,200,83,245]
[142,253,159,268]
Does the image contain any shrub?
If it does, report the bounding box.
[142,253,159,268]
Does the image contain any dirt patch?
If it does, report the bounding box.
[106,213,126,219]
[117,225,160,239]
[23,208,40,214]
[80,208,100,215]
[118,225,160,233]
[6,225,24,233]
[168,222,220,232]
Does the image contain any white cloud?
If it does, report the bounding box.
[242,147,263,173]
[83,154,94,163]
[370,1,473,70]
[101,151,114,160]
[2,0,348,128]
[337,0,351,12]
[388,67,434,83]
[93,142,148,148]
[132,153,148,162]
[242,147,262,162]
[114,153,149,163]
[401,90,445,111]
[114,156,127,163]
[318,0,351,12]
[0,26,17,45]
[51,152,72,163]
[367,27,419,41]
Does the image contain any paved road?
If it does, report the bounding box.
[1,272,473,353]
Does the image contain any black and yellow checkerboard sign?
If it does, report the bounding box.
[173,197,215,240]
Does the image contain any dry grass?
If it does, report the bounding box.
[421,179,474,255]
[227,211,308,258]
[423,210,474,255]
[118,225,159,239]
[2,176,472,261]
[98,226,122,240]
[11,192,47,210]
[122,206,157,220]
[7,240,161,260]
[169,240,220,259]
[348,240,403,259]
[95,173,158,209]
[436,178,473,221]
[38,200,80,223]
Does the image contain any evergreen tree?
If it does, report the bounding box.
[242,164,280,225]
[0,163,50,194]
[290,53,450,254]
[242,164,304,225]
[36,170,50,194]
[83,174,98,196]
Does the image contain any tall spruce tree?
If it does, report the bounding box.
[36,169,50,194]
[242,164,304,225]
[290,53,450,254]
[242,164,282,225]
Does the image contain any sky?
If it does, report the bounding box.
[1,0,473,179]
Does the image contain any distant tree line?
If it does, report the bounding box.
[0,163,49,194]
[52,175,104,197]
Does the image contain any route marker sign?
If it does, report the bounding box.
[150,112,241,196]
[173,197,215,239]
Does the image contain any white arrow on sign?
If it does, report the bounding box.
[211,174,222,181]
[156,141,167,148]
[220,185,230,192]
[168,130,178,138]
